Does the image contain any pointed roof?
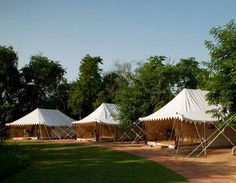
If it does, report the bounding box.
[73,103,120,125]
[139,89,220,123]
[7,108,75,126]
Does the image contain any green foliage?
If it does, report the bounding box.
[68,55,103,118]
[20,55,66,112]
[136,56,175,111]
[1,141,187,183]
[0,143,30,181]
[94,72,121,107]
[116,56,175,127]
[0,46,21,124]
[175,57,209,93]
[205,20,236,117]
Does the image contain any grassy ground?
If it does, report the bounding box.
[0,141,187,183]
[0,142,30,180]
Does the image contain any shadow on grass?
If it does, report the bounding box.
[1,141,187,183]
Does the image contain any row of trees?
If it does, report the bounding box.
[1,20,236,126]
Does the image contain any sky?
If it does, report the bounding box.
[1,0,236,81]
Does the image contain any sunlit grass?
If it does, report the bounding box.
[0,141,187,183]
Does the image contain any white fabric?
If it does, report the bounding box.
[139,89,220,123]
[73,103,120,125]
[6,108,75,126]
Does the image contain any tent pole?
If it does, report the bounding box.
[43,124,51,140]
[99,123,101,142]
[204,122,207,156]
[194,122,205,152]
[179,120,184,153]
[115,126,117,142]
[57,126,74,139]
[38,124,43,140]
[186,121,227,158]
[195,114,236,158]
[196,123,230,157]
[175,120,179,153]
[51,127,62,140]
[108,125,116,142]
[212,123,235,146]
[169,119,176,146]
[143,122,147,145]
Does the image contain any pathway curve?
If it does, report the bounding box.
[96,144,235,183]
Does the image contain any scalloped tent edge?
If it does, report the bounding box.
[139,88,220,124]
[6,108,75,127]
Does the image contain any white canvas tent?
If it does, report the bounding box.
[73,103,121,141]
[139,88,236,156]
[74,103,119,125]
[6,108,75,140]
[139,88,219,123]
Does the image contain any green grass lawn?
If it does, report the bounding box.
[0,141,187,183]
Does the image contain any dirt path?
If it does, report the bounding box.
[95,143,236,183]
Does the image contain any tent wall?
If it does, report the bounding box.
[75,122,97,139]
[145,119,204,142]
[144,120,178,141]
[9,125,73,140]
[74,123,124,141]
[144,120,236,147]
[9,125,50,140]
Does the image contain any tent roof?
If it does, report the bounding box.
[139,89,220,123]
[73,103,120,125]
[6,108,75,126]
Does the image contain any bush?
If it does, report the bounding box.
[0,143,31,181]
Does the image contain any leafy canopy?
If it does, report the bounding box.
[20,55,66,112]
[205,20,236,117]
[68,55,103,118]
[0,46,21,124]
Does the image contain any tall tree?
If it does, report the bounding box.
[68,55,103,118]
[175,57,209,93]
[0,46,21,124]
[116,56,176,127]
[20,54,66,112]
[205,20,236,118]
[93,72,121,107]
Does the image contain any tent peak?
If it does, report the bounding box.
[74,103,119,125]
[6,108,74,126]
[139,88,219,123]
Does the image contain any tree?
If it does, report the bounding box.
[136,56,175,111]
[68,55,103,118]
[0,45,21,124]
[205,20,236,117]
[93,72,121,107]
[175,57,209,93]
[48,78,72,113]
[20,54,66,112]
[116,56,176,127]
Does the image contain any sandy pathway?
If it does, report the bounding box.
[96,143,236,183]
